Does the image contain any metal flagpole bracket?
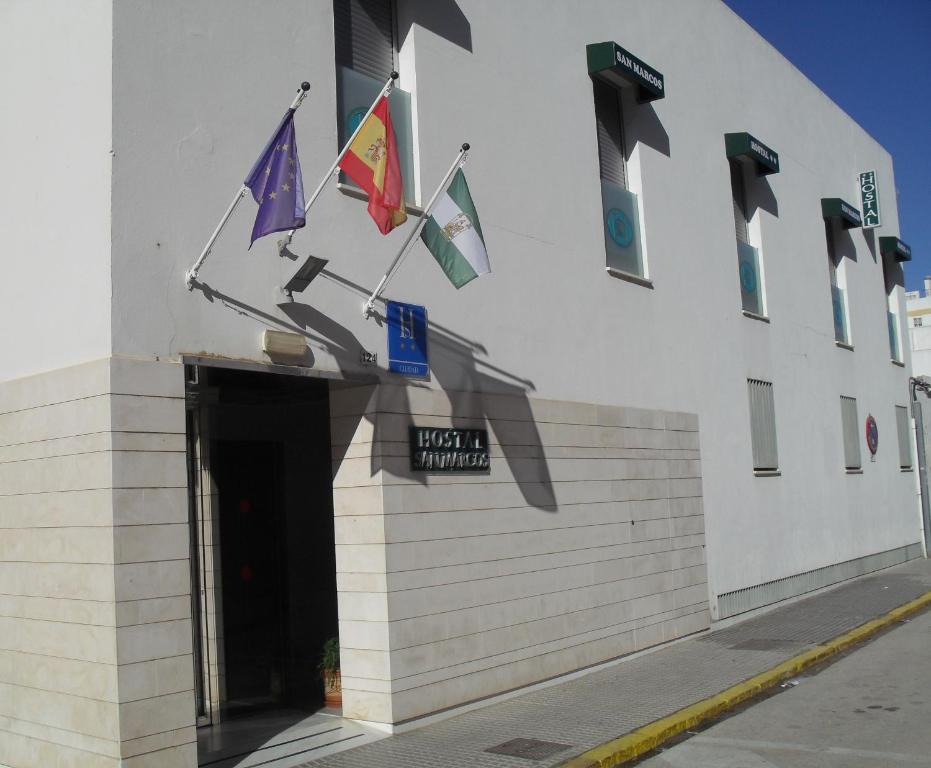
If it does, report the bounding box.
[283,71,399,247]
[184,80,312,289]
[290,81,311,110]
[362,142,470,318]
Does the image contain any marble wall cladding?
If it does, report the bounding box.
[330,384,393,724]
[0,358,196,768]
[330,383,709,724]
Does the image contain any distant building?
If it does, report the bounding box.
[907,279,931,376]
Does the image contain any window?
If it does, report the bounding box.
[840,396,861,470]
[725,133,778,318]
[592,80,644,279]
[748,379,778,471]
[730,160,764,316]
[825,220,850,345]
[896,405,912,469]
[587,42,663,283]
[333,0,416,204]
[881,256,903,362]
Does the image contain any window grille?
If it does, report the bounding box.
[748,379,778,471]
[896,405,912,469]
[334,0,396,80]
[840,396,861,469]
[730,160,749,244]
[825,220,839,283]
[593,78,627,189]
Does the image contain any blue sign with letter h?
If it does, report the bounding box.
[387,300,429,377]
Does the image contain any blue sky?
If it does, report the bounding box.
[723,0,931,292]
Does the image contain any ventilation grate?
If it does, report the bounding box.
[716,543,922,620]
[485,738,573,761]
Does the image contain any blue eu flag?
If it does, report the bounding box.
[244,109,305,246]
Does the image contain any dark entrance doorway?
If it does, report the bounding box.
[186,364,340,764]
[215,438,288,712]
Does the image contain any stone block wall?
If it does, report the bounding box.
[0,358,195,768]
[330,383,708,725]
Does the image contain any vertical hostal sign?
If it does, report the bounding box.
[859,170,881,228]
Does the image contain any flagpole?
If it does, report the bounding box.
[362,143,469,318]
[282,71,398,247]
[184,82,311,290]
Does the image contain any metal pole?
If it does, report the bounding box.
[912,384,931,555]
[283,71,399,246]
[362,143,470,318]
[185,81,311,289]
[185,186,248,288]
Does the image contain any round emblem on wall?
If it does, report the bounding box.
[605,208,634,248]
[866,414,878,455]
[346,107,367,135]
[739,260,757,293]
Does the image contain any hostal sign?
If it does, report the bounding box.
[410,426,490,472]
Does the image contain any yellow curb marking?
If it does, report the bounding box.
[558,589,931,768]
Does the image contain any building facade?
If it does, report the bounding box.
[0,1,922,766]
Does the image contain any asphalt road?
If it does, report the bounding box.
[638,607,931,768]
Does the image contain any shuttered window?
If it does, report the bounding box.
[334,0,396,80]
[825,221,838,283]
[593,78,627,189]
[896,405,912,469]
[840,396,861,470]
[748,379,778,471]
[730,160,749,244]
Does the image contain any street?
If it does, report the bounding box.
[638,608,931,767]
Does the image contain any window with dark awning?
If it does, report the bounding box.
[725,132,779,176]
[879,236,912,262]
[821,198,862,229]
[586,42,665,103]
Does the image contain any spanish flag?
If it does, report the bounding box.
[338,96,407,234]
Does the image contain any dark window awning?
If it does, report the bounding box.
[586,42,664,103]
[879,236,912,262]
[725,132,779,175]
[821,198,862,229]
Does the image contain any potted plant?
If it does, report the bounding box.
[319,637,341,708]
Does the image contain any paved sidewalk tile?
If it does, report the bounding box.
[299,558,931,768]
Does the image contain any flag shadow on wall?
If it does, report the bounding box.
[188,273,555,512]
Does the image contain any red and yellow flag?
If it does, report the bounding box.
[338,96,407,234]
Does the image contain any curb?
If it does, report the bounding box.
[558,588,931,768]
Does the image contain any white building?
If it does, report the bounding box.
[0,1,922,766]
[907,279,931,375]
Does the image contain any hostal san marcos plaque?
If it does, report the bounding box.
[410,426,490,472]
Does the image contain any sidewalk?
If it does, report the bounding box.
[299,557,931,768]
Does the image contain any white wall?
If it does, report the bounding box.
[0,1,112,382]
[107,0,917,603]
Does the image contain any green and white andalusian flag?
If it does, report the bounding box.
[420,169,490,288]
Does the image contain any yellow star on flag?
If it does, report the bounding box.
[268,190,277,200]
